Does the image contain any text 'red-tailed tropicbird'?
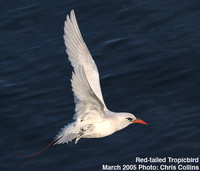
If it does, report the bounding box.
[16,9,147,165]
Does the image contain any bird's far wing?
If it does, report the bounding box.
[71,66,107,122]
[64,10,107,109]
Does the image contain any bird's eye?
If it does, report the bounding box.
[126,117,132,122]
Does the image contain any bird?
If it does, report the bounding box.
[55,9,147,144]
[15,9,147,165]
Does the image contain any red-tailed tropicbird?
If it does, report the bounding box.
[16,9,147,165]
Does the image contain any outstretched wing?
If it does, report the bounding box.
[64,10,108,120]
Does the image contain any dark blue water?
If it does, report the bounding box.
[1,0,200,170]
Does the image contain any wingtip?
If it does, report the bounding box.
[70,9,75,17]
[66,8,74,20]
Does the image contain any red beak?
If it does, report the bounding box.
[133,118,148,125]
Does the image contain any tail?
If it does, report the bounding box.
[54,122,79,144]
[15,122,80,165]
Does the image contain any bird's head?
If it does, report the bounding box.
[116,112,148,130]
[126,113,148,125]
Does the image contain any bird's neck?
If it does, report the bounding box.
[106,111,130,131]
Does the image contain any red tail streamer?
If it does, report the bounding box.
[15,139,56,165]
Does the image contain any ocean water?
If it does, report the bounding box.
[1,0,200,170]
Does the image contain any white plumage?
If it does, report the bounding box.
[55,10,147,145]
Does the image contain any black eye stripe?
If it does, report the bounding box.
[126,117,132,121]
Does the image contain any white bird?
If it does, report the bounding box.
[16,9,147,165]
[55,9,147,145]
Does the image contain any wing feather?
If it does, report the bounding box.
[71,66,106,121]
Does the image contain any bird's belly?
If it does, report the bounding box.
[83,121,116,138]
